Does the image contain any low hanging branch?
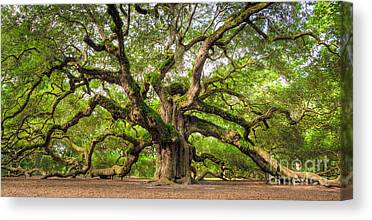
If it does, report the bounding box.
[185,115,346,187]
[192,148,229,181]
[41,132,153,179]
[4,94,133,164]
[1,166,42,177]
[191,100,254,144]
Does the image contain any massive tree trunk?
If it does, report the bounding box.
[154,140,192,184]
[154,101,192,184]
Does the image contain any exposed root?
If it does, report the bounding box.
[176,175,194,185]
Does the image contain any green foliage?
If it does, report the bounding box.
[146,71,161,86]
[129,151,156,178]
[1,2,348,179]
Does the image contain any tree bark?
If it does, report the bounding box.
[154,101,193,184]
[154,139,192,184]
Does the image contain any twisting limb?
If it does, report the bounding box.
[76,66,120,85]
[134,4,148,15]
[83,37,106,52]
[247,19,268,40]
[2,57,75,123]
[107,4,142,106]
[56,11,89,36]
[190,100,255,145]
[41,131,153,179]
[1,57,75,137]
[40,133,111,179]
[180,4,197,41]
[192,147,229,181]
[273,32,340,57]
[195,101,251,128]
[250,106,317,128]
[192,144,224,166]
[7,96,100,160]
[247,20,340,57]
[4,94,133,163]
[199,88,250,104]
[183,3,272,107]
[1,165,42,177]
[215,23,247,47]
[1,47,40,63]
[185,115,344,187]
[2,74,96,148]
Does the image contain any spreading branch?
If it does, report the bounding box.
[183,3,272,106]
[1,47,40,63]
[186,115,343,187]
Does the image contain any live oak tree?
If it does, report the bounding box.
[1,2,352,186]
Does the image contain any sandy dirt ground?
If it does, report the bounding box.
[1,177,352,200]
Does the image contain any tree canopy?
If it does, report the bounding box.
[1,2,352,186]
